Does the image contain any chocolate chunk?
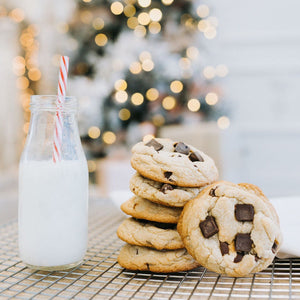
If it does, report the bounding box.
[234,252,244,263]
[152,222,176,230]
[209,188,217,197]
[136,249,139,255]
[235,204,254,222]
[189,152,204,162]
[255,255,259,262]
[235,233,253,252]
[174,142,190,155]
[146,263,150,270]
[220,242,229,256]
[272,242,278,254]
[199,216,219,238]
[160,183,174,193]
[164,171,172,179]
[145,139,163,151]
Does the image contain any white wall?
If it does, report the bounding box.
[209,0,300,196]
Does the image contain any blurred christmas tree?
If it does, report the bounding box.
[67,0,228,158]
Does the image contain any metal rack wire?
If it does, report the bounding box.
[0,199,299,299]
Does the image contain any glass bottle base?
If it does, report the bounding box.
[25,260,82,271]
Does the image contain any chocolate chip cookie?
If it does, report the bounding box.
[131,138,218,187]
[117,218,184,250]
[118,244,200,273]
[121,196,182,223]
[178,181,283,277]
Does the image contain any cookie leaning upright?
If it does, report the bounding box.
[178,181,283,277]
[131,138,218,187]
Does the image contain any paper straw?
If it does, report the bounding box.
[53,56,69,163]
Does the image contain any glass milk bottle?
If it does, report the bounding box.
[19,95,88,271]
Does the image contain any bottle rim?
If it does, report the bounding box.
[30,95,77,112]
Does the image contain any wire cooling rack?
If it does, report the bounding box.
[0,199,300,300]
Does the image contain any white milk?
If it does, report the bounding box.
[18,160,88,268]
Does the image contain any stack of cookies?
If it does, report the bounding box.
[117,138,219,273]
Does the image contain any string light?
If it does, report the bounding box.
[119,108,131,120]
[88,126,101,139]
[203,66,215,79]
[162,96,176,110]
[92,17,104,30]
[205,92,218,105]
[204,27,217,39]
[28,68,41,81]
[130,61,142,74]
[216,64,229,77]
[131,93,144,105]
[162,0,174,5]
[197,5,209,18]
[111,1,124,15]
[152,114,165,126]
[127,17,138,29]
[80,10,93,24]
[170,80,183,93]
[103,131,116,144]
[139,51,151,61]
[138,12,150,25]
[95,33,108,46]
[115,91,128,103]
[186,47,199,60]
[143,134,155,142]
[179,57,191,69]
[87,160,97,173]
[16,77,29,89]
[114,79,127,91]
[149,22,161,34]
[134,25,146,37]
[217,116,230,129]
[137,0,151,8]
[146,88,159,101]
[124,5,136,17]
[149,8,162,22]
[142,59,154,71]
[82,0,93,3]
[187,98,200,112]
[9,8,25,23]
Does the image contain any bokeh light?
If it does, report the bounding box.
[142,59,154,71]
[170,80,183,93]
[103,131,116,144]
[143,134,155,142]
[87,160,97,173]
[138,12,150,25]
[130,61,142,74]
[93,17,104,30]
[149,8,162,22]
[197,5,209,18]
[111,1,123,15]
[187,98,201,112]
[186,47,199,60]
[138,0,151,8]
[88,126,101,139]
[217,116,230,129]
[119,108,131,120]
[146,88,159,101]
[115,90,128,103]
[152,114,165,126]
[95,33,108,46]
[162,0,174,5]
[162,96,176,110]
[149,22,161,34]
[203,66,215,79]
[216,64,229,77]
[131,93,144,105]
[205,92,218,105]
[114,79,127,91]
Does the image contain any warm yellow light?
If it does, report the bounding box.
[203,66,215,79]
[186,47,199,60]
[197,5,209,18]
[119,108,131,120]
[111,1,124,15]
[139,51,151,62]
[146,88,159,101]
[134,25,147,37]
[16,77,29,90]
[28,68,41,81]
[179,57,191,69]
[187,98,201,112]
[162,0,173,5]
[20,33,34,48]
[216,64,229,77]
[217,116,230,130]
[103,131,116,144]
[131,93,144,105]
[205,92,218,105]
[138,12,150,25]
[87,160,97,173]
[13,64,25,76]
[95,33,108,46]
[162,96,176,110]
[9,8,25,23]
[130,61,142,74]
[13,56,25,66]
[127,17,138,29]
[80,10,93,24]
[124,5,136,17]
[88,126,101,139]
[170,80,183,93]
[142,59,154,72]
[204,27,217,39]
[149,8,162,22]
[0,6,7,17]
[83,0,92,2]
[149,22,161,34]
[143,134,155,142]
[198,20,209,32]
[115,91,128,103]
[137,0,151,8]
[152,114,165,126]
[114,79,127,91]
[93,17,105,30]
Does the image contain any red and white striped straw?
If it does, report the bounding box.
[52,56,69,163]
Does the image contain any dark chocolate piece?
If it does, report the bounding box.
[272,242,278,254]
[189,152,204,162]
[199,216,219,238]
[152,222,176,230]
[220,241,229,256]
[209,188,217,197]
[146,263,150,270]
[174,142,190,155]
[164,171,172,179]
[234,252,244,263]
[136,249,139,255]
[255,255,259,262]
[235,233,253,252]
[145,139,163,151]
[235,204,254,222]
[160,183,174,193]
